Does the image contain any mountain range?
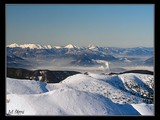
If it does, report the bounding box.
[7,43,154,71]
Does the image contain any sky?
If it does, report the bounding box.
[6,4,154,48]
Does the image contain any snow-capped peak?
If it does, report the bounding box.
[43,45,52,49]
[54,46,62,49]
[7,43,53,49]
[65,44,76,49]
[7,43,19,48]
[88,44,98,50]
[19,44,44,49]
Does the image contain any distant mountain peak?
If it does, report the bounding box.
[88,44,98,50]
[65,44,76,49]
[54,46,62,49]
[7,43,19,48]
[7,43,53,49]
[19,44,43,49]
[43,45,52,49]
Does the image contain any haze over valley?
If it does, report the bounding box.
[7,43,153,73]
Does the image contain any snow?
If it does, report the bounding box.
[7,43,53,49]
[19,44,42,49]
[6,86,141,115]
[43,45,52,49]
[88,44,100,51]
[6,72,154,116]
[119,73,153,88]
[60,73,153,103]
[88,45,97,50]
[131,103,154,115]
[54,46,62,49]
[65,44,76,49]
[7,43,19,48]
[7,43,77,49]
[7,78,48,94]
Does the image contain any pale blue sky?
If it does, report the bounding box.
[6,4,154,47]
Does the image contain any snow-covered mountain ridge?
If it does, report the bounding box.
[7,43,53,49]
[7,43,154,70]
[7,43,153,51]
[7,43,81,49]
[6,71,154,115]
[7,69,154,104]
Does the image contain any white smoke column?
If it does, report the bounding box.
[96,60,110,73]
[104,61,110,72]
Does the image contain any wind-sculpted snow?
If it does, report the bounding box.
[7,78,48,94]
[59,73,153,104]
[6,72,154,115]
[131,103,154,115]
[6,86,141,115]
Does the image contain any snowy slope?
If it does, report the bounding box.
[6,87,141,115]
[57,73,153,104]
[7,78,48,94]
[6,72,154,116]
[131,103,154,115]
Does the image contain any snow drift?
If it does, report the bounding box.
[6,72,154,116]
[6,87,141,115]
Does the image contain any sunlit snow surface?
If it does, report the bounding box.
[6,73,154,116]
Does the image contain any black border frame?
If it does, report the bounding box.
[2,0,159,119]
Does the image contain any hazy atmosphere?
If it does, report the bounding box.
[6,4,154,116]
[6,4,154,47]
